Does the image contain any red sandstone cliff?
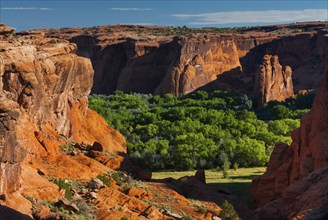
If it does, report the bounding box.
[44,23,327,105]
[0,24,126,216]
[255,55,294,105]
[251,48,328,219]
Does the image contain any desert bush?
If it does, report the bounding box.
[220,200,240,220]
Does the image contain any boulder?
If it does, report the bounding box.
[89,192,98,199]
[90,141,104,152]
[0,23,15,36]
[33,204,57,220]
[88,178,104,189]
[137,170,152,181]
[125,186,151,199]
[56,198,79,213]
[194,170,206,184]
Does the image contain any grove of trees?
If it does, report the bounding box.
[89,90,313,171]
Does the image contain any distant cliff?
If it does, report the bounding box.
[46,23,327,104]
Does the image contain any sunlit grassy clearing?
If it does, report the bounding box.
[152,167,266,200]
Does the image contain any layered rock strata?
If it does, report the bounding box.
[251,49,328,219]
[255,55,294,105]
[0,24,126,215]
[45,23,327,104]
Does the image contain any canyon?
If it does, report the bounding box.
[1,21,328,220]
[45,22,327,105]
[0,23,248,220]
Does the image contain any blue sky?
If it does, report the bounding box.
[1,1,327,31]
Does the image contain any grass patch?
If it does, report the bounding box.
[152,167,266,201]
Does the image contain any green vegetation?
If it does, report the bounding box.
[110,170,146,189]
[256,93,314,120]
[96,175,111,187]
[182,215,194,220]
[111,171,125,186]
[197,206,208,215]
[50,178,86,200]
[89,90,312,171]
[133,25,249,36]
[152,167,265,200]
[42,200,95,220]
[60,140,77,154]
[220,200,240,220]
[50,178,74,200]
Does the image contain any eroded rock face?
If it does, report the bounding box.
[242,31,328,92]
[45,23,327,103]
[80,35,242,96]
[0,24,126,215]
[255,55,294,105]
[251,49,328,219]
[0,23,15,38]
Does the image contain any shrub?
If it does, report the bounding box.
[60,140,76,154]
[233,162,239,171]
[111,171,125,186]
[96,175,111,187]
[50,178,73,200]
[197,206,207,214]
[220,200,240,220]
[222,161,231,178]
[182,215,193,220]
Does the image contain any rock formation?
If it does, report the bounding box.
[85,35,242,96]
[0,24,126,216]
[251,48,328,219]
[45,23,327,104]
[241,31,328,92]
[255,55,294,105]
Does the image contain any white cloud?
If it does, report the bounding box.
[172,9,328,25]
[1,7,54,10]
[111,8,153,11]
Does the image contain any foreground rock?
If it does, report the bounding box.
[0,24,126,216]
[252,47,328,219]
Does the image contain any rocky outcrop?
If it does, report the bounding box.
[251,49,328,219]
[0,24,126,215]
[78,35,242,96]
[0,23,15,38]
[241,31,328,92]
[49,28,276,97]
[255,55,294,105]
[45,23,327,103]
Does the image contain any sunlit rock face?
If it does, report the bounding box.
[46,23,327,104]
[255,55,294,105]
[0,24,126,215]
[252,46,328,219]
